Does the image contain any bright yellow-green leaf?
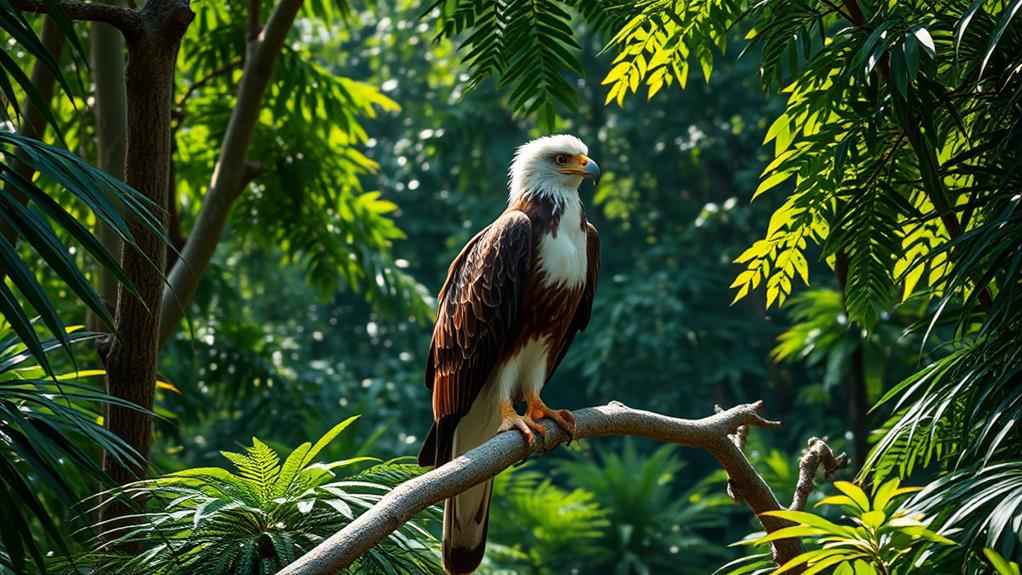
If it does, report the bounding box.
[731,282,751,305]
[833,481,870,511]
[603,62,631,85]
[802,555,854,575]
[766,284,779,308]
[774,549,848,574]
[157,380,181,393]
[764,113,790,144]
[858,510,886,529]
[901,262,925,301]
[734,240,772,264]
[761,510,855,535]
[754,171,792,199]
[870,479,900,512]
[792,250,809,284]
[816,495,860,510]
[853,559,878,574]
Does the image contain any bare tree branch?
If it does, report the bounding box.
[10,0,141,38]
[790,436,848,511]
[277,401,825,575]
[174,59,242,112]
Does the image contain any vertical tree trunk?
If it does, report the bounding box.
[847,345,868,468]
[835,252,869,470]
[86,8,127,331]
[100,0,192,527]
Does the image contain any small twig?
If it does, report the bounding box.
[174,60,242,111]
[818,0,855,24]
[790,437,848,511]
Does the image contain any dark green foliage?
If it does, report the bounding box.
[8,0,1022,572]
[556,442,733,574]
[0,328,141,574]
[427,0,586,127]
[485,466,609,574]
[0,0,84,139]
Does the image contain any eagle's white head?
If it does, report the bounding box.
[508,134,601,203]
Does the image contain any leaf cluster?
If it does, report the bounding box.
[67,416,442,575]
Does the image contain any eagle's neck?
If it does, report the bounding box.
[508,184,581,217]
[509,187,581,221]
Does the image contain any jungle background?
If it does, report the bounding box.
[1,0,1020,573]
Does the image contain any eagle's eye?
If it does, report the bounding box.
[554,154,569,165]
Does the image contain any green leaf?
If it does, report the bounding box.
[754,171,793,199]
[833,481,870,511]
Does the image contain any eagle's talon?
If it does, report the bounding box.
[527,400,576,442]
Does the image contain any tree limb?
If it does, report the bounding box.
[10,0,141,38]
[790,437,847,511]
[277,401,837,575]
[173,59,242,112]
[157,0,304,348]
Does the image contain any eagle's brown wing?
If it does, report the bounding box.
[546,222,599,381]
[417,210,532,467]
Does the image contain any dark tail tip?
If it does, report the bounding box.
[443,541,486,575]
[417,422,438,467]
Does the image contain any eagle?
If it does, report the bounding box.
[417,134,601,574]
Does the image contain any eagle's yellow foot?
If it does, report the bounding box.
[527,397,576,441]
[497,400,546,448]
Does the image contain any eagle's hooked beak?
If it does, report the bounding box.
[582,157,601,186]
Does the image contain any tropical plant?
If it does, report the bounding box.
[0,326,140,574]
[72,416,442,574]
[485,465,609,574]
[724,479,954,575]
[557,442,733,574]
[424,0,636,128]
[905,462,1022,568]
[0,132,165,372]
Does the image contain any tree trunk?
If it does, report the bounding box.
[99,0,192,528]
[847,345,868,469]
[86,7,127,331]
[834,252,869,470]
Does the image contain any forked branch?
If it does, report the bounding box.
[278,401,846,575]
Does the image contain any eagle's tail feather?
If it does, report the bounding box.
[417,423,438,467]
[442,480,492,575]
[440,387,500,574]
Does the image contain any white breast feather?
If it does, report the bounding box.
[538,198,588,288]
